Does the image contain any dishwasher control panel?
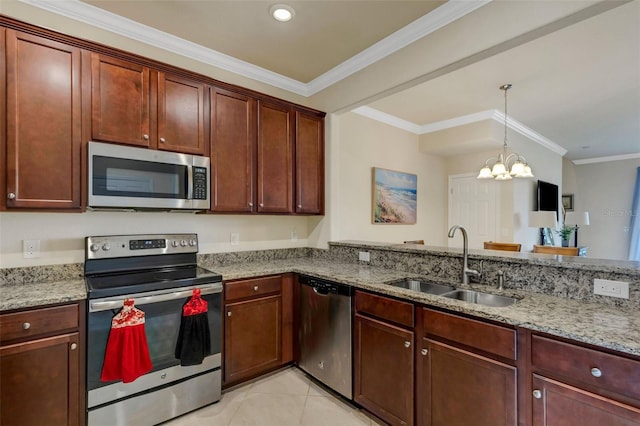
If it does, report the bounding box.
[299,275,352,296]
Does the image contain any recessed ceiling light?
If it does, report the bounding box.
[270,4,295,22]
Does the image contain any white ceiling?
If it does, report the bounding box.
[17,0,640,161]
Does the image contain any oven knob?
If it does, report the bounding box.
[171,240,179,248]
[90,243,100,252]
[102,243,111,251]
[189,239,197,247]
[180,240,187,247]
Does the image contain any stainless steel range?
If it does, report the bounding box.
[84,233,222,426]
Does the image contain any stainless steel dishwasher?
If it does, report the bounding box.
[298,275,353,399]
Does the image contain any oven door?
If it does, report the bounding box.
[86,282,222,408]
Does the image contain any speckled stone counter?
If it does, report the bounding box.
[0,279,87,311]
[207,257,640,357]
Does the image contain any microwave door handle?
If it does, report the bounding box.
[187,164,194,200]
[89,283,222,313]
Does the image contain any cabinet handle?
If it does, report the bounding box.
[160,137,166,143]
[227,311,232,317]
[591,367,602,378]
[404,341,411,348]
[70,343,77,351]
[22,322,31,330]
[143,134,149,140]
[253,285,259,291]
[421,349,428,356]
[7,192,16,200]
[533,390,542,399]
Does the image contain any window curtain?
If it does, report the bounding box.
[629,167,640,261]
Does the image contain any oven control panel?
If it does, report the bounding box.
[86,234,198,259]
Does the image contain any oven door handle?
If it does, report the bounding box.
[89,283,222,312]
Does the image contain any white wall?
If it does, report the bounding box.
[336,112,446,245]
[568,158,640,260]
[0,212,311,267]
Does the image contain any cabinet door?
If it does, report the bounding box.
[0,333,80,426]
[420,338,517,426]
[257,101,293,213]
[91,53,151,147]
[224,295,282,385]
[294,111,324,214]
[532,375,640,426]
[5,30,81,209]
[158,73,206,155]
[354,314,414,426]
[210,88,256,212]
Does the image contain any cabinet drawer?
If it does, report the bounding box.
[531,335,640,401]
[423,308,516,360]
[225,276,281,302]
[0,304,78,343]
[355,291,414,328]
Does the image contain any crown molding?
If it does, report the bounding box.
[350,106,568,156]
[16,0,490,97]
[572,153,640,165]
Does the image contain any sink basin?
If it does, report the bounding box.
[441,290,519,307]
[389,280,456,295]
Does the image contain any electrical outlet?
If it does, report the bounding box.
[23,239,40,258]
[290,230,298,242]
[230,233,239,246]
[359,251,370,262]
[594,278,629,299]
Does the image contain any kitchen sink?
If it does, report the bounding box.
[441,290,519,307]
[389,280,456,295]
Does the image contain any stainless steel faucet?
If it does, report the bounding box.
[447,225,481,284]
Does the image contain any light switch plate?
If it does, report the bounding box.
[230,233,239,246]
[594,278,629,299]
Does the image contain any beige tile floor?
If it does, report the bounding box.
[165,367,384,426]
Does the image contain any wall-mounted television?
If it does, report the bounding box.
[537,180,559,219]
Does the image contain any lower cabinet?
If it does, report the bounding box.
[223,274,293,386]
[0,303,84,426]
[354,291,415,426]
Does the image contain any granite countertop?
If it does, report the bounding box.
[3,257,639,358]
[210,258,640,357]
[1,279,87,311]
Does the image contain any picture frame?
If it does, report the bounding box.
[562,194,574,211]
[372,167,417,224]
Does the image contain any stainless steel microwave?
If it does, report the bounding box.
[88,141,210,211]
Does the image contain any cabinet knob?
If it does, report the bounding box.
[70,343,77,351]
[421,349,428,356]
[227,311,232,317]
[532,390,542,399]
[259,203,264,208]
[253,285,259,291]
[160,137,166,143]
[248,202,253,207]
[591,367,602,378]
[22,322,31,330]
[298,204,302,208]
[143,134,149,140]
[404,341,411,348]
[7,192,16,200]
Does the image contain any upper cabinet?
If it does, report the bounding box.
[4,29,82,210]
[90,53,206,155]
[295,111,324,215]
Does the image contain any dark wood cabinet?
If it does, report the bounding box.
[257,101,293,213]
[0,302,84,426]
[531,374,640,426]
[4,29,82,209]
[90,53,151,147]
[420,338,517,426]
[295,111,324,214]
[354,291,415,426]
[223,275,288,386]
[210,87,256,213]
[158,72,206,155]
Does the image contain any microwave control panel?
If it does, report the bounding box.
[193,167,208,200]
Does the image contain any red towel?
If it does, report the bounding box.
[101,299,152,383]
[175,288,211,366]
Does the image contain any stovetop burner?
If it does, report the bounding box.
[84,233,222,299]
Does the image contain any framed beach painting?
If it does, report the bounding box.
[372,167,417,224]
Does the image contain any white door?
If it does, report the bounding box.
[448,174,500,249]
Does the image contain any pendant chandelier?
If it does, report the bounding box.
[477,84,534,180]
